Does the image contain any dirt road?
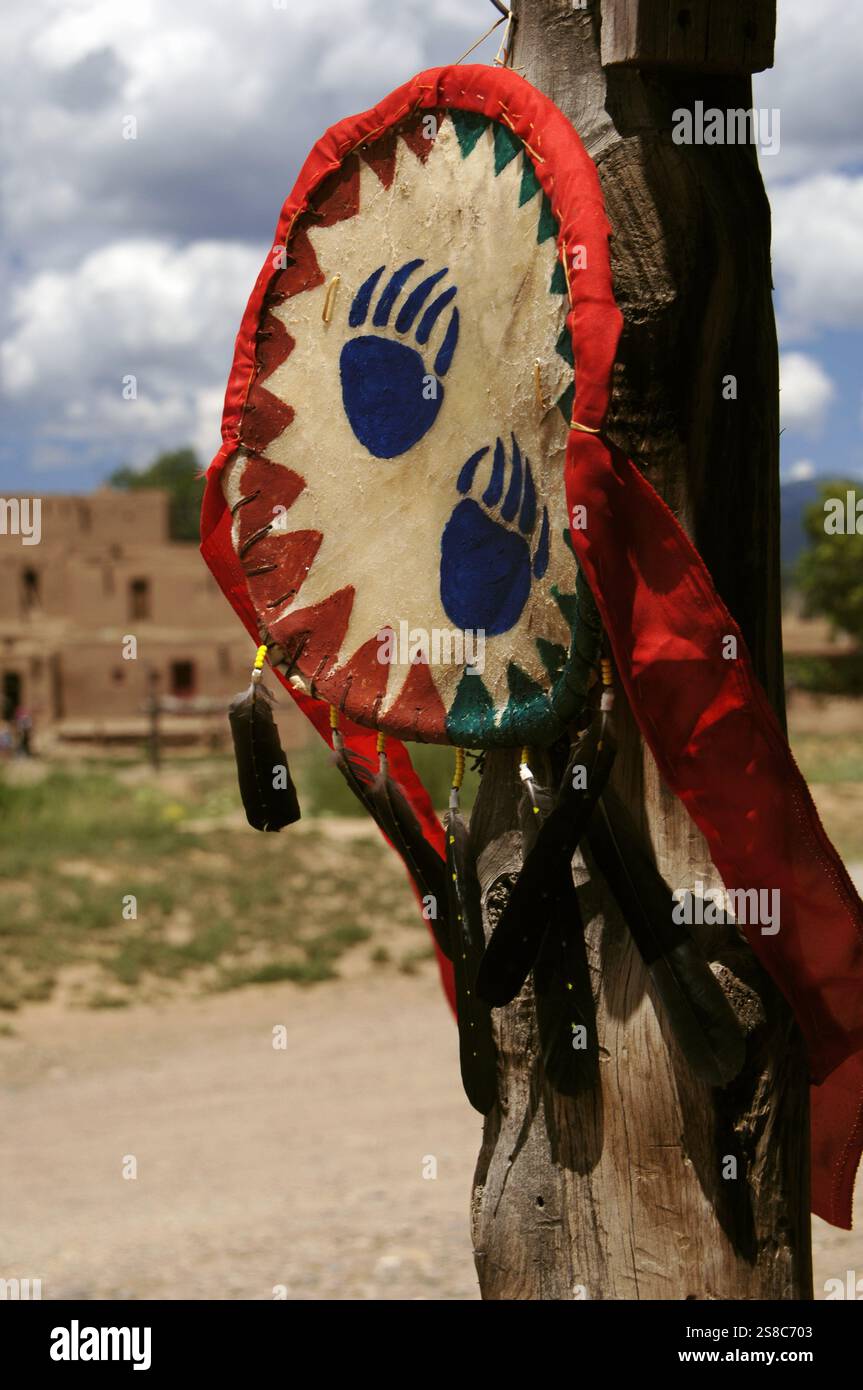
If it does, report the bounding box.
[1,971,859,1300]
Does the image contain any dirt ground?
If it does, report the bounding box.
[1,968,860,1301]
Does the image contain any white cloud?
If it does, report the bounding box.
[771,174,863,340]
[755,0,863,182]
[0,0,486,258]
[788,459,816,481]
[3,0,859,485]
[1,237,263,469]
[0,0,501,482]
[779,353,835,434]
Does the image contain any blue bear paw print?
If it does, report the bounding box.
[440,435,550,637]
[339,259,459,459]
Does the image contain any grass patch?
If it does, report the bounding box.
[0,757,424,1008]
[8,719,855,1014]
[787,732,863,786]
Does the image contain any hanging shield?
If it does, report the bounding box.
[210,95,601,749]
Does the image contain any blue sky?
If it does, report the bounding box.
[1,0,860,493]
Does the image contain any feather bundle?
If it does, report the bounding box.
[586,786,746,1087]
[516,756,598,1095]
[444,805,498,1114]
[228,678,300,832]
[477,718,615,1006]
[533,877,599,1095]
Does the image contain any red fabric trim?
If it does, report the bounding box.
[201,64,863,1227]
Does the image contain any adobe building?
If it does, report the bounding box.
[0,489,308,752]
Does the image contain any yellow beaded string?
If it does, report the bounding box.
[452,746,465,792]
[251,644,268,686]
[599,656,614,747]
[449,746,465,814]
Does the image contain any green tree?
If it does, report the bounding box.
[797,479,863,642]
[109,448,203,541]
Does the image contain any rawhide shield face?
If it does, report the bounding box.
[219,102,590,748]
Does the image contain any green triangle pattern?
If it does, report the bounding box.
[550,582,579,630]
[498,663,556,746]
[555,324,574,367]
[550,260,567,295]
[535,637,568,684]
[450,109,491,159]
[519,154,542,206]
[557,380,575,424]
[537,194,557,244]
[550,571,603,722]
[494,123,523,174]
[446,670,496,746]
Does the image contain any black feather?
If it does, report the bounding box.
[516,762,598,1095]
[477,719,616,1006]
[370,757,453,959]
[586,786,746,1087]
[533,874,599,1096]
[444,808,498,1114]
[331,740,379,818]
[332,741,452,959]
[229,680,300,832]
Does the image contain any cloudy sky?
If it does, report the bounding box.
[1,0,860,493]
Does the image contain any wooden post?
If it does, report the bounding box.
[469,0,813,1300]
[146,666,162,771]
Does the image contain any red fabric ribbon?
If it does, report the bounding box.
[201,64,863,1228]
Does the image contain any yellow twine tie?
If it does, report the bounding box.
[376,731,387,756]
[601,657,613,688]
[454,13,506,65]
[570,419,601,435]
[534,361,545,412]
[520,747,540,812]
[329,705,339,731]
[322,274,341,324]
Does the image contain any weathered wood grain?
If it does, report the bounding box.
[469,0,812,1301]
[600,0,776,75]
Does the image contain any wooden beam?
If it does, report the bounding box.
[469,0,810,1302]
[600,0,776,75]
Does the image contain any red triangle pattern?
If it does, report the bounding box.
[237,453,305,529]
[400,109,446,164]
[314,630,392,721]
[240,385,294,455]
[308,153,361,226]
[266,227,324,305]
[246,530,322,615]
[359,128,398,188]
[234,454,318,615]
[255,312,294,385]
[384,659,448,742]
[268,585,355,687]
